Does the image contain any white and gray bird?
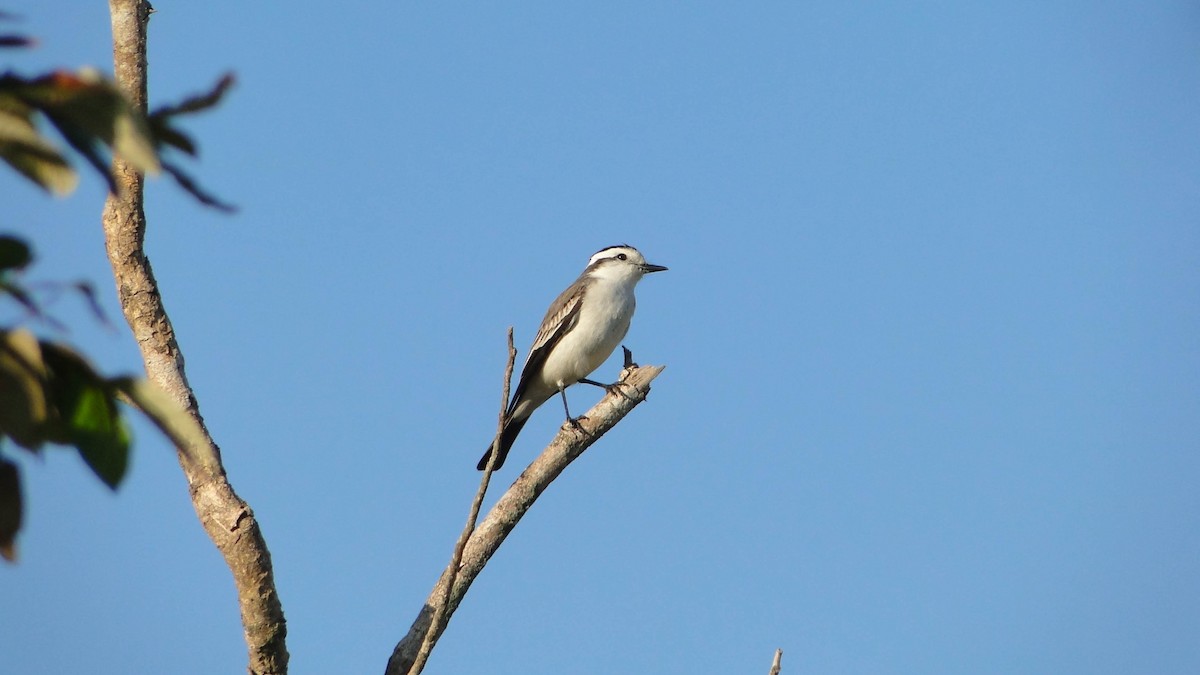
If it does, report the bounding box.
[478,244,667,470]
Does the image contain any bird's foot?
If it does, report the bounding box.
[605,381,637,402]
[565,416,589,432]
[622,345,640,369]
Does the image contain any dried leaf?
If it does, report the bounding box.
[112,378,205,464]
[0,328,48,450]
[70,281,109,326]
[0,35,34,48]
[150,73,235,119]
[162,160,237,212]
[24,70,160,176]
[0,459,20,562]
[0,280,42,318]
[0,103,78,195]
[0,235,32,271]
[152,124,195,156]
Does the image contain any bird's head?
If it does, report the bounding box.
[585,245,668,282]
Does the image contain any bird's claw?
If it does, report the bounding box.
[605,381,637,402]
[577,376,637,402]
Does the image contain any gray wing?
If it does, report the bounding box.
[507,278,586,415]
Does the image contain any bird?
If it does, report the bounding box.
[477,244,667,471]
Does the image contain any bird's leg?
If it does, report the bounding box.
[577,377,636,402]
[559,386,587,430]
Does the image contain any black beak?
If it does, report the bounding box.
[641,263,668,274]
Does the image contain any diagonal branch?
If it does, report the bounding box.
[385,362,666,675]
[102,2,287,673]
[407,328,517,675]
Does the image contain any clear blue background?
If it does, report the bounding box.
[4,2,1198,673]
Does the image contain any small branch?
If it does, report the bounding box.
[768,648,783,675]
[404,329,517,675]
[385,363,666,675]
[103,2,287,673]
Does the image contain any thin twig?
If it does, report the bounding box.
[406,329,516,675]
[768,648,783,675]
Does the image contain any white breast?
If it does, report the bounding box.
[539,277,636,389]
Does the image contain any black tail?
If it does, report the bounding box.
[476,416,530,471]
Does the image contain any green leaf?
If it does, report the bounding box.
[68,386,131,489]
[0,235,32,271]
[0,459,20,563]
[38,343,130,489]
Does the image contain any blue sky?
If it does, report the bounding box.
[4,2,1199,673]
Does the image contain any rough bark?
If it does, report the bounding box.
[386,363,666,675]
[769,648,783,675]
[103,2,288,673]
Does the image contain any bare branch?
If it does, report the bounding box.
[407,329,517,675]
[103,2,287,673]
[769,648,783,675]
[385,362,666,674]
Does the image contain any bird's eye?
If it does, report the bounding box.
[617,253,628,261]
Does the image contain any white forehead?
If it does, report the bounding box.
[588,245,644,266]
